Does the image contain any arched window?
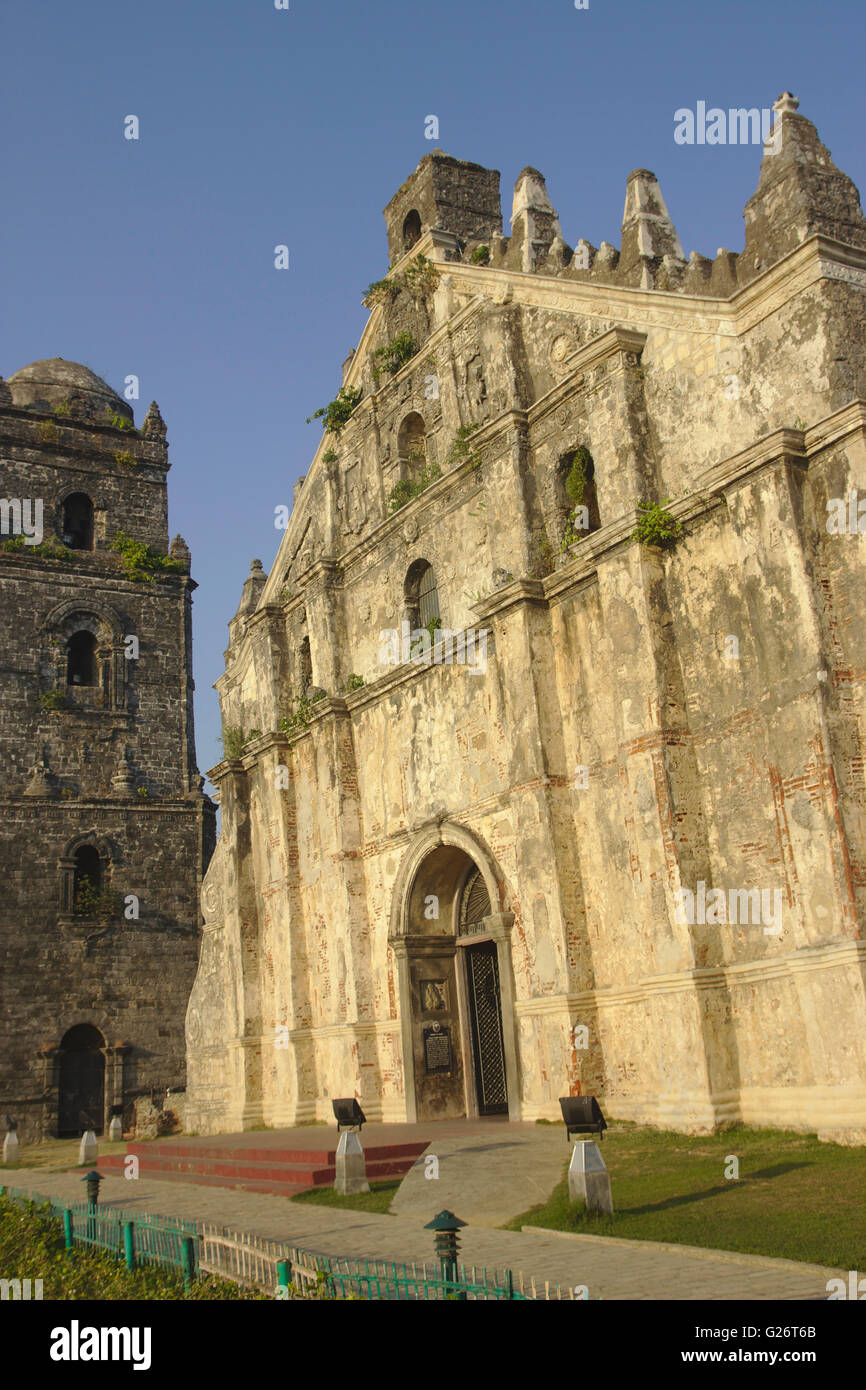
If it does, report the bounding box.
[73,845,102,902]
[558,446,600,538]
[402,210,422,252]
[397,412,426,467]
[62,493,94,550]
[67,631,98,686]
[405,559,440,630]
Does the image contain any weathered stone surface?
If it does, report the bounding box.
[0,362,216,1143]
[568,1140,613,1214]
[334,1130,370,1195]
[186,97,866,1145]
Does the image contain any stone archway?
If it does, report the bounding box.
[389,823,520,1122]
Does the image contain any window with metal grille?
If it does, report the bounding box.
[417,565,440,628]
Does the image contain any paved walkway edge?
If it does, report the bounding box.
[520,1225,841,1279]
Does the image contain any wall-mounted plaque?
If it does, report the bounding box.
[423,1024,452,1073]
[421,979,448,1012]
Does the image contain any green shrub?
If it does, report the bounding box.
[2,537,71,561]
[73,880,117,921]
[306,386,362,434]
[39,689,69,711]
[220,727,246,759]
[279,692,326,732]
[111,530,187,582]
[387,461,441,512]
[38,421,60,442]
[403,254,440,297]
[371,331,417,382]
[447,422,482,471]
[362,278,402,309]
[470,245,490,265]
[565,445,593,507]
[346,673,365,691]
[114,448,137,468]
[0,1194,262,1300]
[632,498,682,549]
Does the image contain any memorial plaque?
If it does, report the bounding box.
[423,1024,452,1073]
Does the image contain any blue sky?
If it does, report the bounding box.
[3,0,864,783]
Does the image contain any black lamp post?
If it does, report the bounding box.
[82,1170,103,1207]
[424,1210,467,1292]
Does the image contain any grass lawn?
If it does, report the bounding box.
[505,1124,866,1270]
[1,1137,129,1172]
[290,1179,402,1214]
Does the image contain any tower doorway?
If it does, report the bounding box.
[57,1024,105,1135]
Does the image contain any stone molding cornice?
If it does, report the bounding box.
[513,940,866,1017]
[527,327,648,429]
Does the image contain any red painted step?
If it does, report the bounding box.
[93,1137,430,1197]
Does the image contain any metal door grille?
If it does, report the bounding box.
[467,943,508,1114]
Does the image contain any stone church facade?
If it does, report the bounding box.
[186,95,866,1143]
[0,360,215,1142]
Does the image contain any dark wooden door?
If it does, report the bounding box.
[58,1045,105,1136]
[466,941,508,1115]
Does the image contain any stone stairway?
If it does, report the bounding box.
[96,1137,430,1197]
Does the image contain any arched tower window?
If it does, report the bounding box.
[402,210,422,252]
[405,559,441,630]
[62,493,94,550]
[557,446,600,538]
[398,412,427,467]
[67,631,98,686]
[73,845,102,902]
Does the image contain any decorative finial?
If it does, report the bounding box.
[250,558,263,572]
[142,401,167,441]
[773,92,799,115]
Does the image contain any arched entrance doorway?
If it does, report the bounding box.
[391,831,519,1122]
[57,1024,105,1135]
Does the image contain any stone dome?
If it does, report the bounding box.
[6,358,133,422]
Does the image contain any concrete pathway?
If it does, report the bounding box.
[389,1125,566,1226]
[3,1166,836,1300]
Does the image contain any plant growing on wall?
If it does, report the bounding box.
[74,880,117,921]
[447,422,482,472]
[220,727,246,758]
[2,537,71,561]
[114,449,137,469]
[39,689,69,711]
[279,691,326,732]
[470,245,491,265]
[107,412,138,433]
[371,331,418,382]
[631,499,682,549]
[387,461,441,512]
[362,278,402,309]
[346,673,365,691]
[564,446,593,507]
[111,531,187,582]
[403,254,440,298]
[306,386,362,434]
[38,421,60,442]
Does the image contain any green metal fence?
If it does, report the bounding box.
[2,1186,542,1300]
